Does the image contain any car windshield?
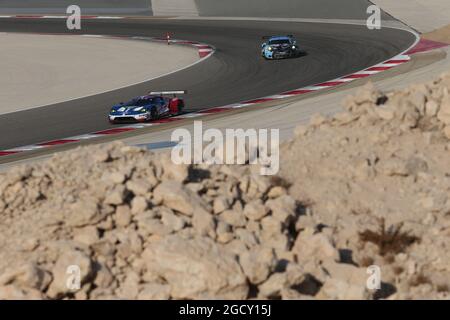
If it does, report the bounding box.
[269,39,291,45]
[129,98,154,106]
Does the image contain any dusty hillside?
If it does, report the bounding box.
[423,23,450,44]
[0,72,450,300]
[280,73,450,299]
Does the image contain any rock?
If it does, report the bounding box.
[138,283,171,300]
[295,215,316,232]
[408,91,426,115]
[192,207,216,238]
[248,175,271,198]
[92,149,110,163]
[246,220,261,234]
[263,233,290,252]
[73,226,100,246]
[266,195,297,224]
[319,278,368,300]
[105,171,126,184]
[131,196,148,214]
[281,288,316,300]
[74,284,89,300]
[216,221,233,242]
[239,176,250,194]
[0,263,52,291]
[220,210,246,227]
[159,153,189,182]
[91,240,115,258]
[260,216,283,236]
[137,217,171,237]
[235,228,259,248]
[116,239,134,267]
[117,271,140,299]
[437,95,450,125]
[318,261,369,300]
[239,246,276,284]
[123,231,143,255]
[160,208,185,232]
[153,181,209,216]
[334,112,358,125]
[20,238,40,252]
[310,114,327,127]
[126,179,151,196]
[267,186,287,199]
[444,126,450,139]
[375,107,395,120]
[104,186,126,206]
[185,182,203,193]
[232,200,244,213]
[347,82,379,106]
[380,158,410,177]
[225,239,248,256]
[323,261,367,283]
[142,235,248,299]
[258,264,307,298]
[96,215,114,231]
[0,285,45,300]
[46,248,94,298]
[66,198,104,227]
[213,196,230,214]
[243,200,269,221]
[114,206,132,227]
[400,102,420,129]
[93,263,114,289]
[425,100,439,117]
[89,288,115,300]
[292,231,339,263]
[258,273,287,298]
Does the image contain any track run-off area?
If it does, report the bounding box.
[0,17,417,155]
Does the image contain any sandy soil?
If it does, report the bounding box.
[423,24,450,44]
[372,0,450,33]
[0,33,198,115]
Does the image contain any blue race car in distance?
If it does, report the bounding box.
[109,91,186,124]
[261,35,302,60]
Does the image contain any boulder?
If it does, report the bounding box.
[142,235,248,299]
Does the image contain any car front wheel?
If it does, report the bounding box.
[151,108,159,120]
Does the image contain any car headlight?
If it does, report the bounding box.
[292,46,296,49]
[268,46,273,51]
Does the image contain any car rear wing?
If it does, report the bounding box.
[149,90,187,96]
[262,35,294,40]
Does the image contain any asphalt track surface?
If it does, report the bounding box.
[195,0,390,20]
[0,0,388,20]
[0,0,388,19]
[0,19,416,150]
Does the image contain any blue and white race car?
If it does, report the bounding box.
[109,91,186,124]
[261,35,302,60]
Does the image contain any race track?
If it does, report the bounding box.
[0,18,416,150]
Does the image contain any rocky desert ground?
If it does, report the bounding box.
[0,71,450,300]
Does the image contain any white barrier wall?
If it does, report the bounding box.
[0,0,152,14]
[151,0,198,16]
